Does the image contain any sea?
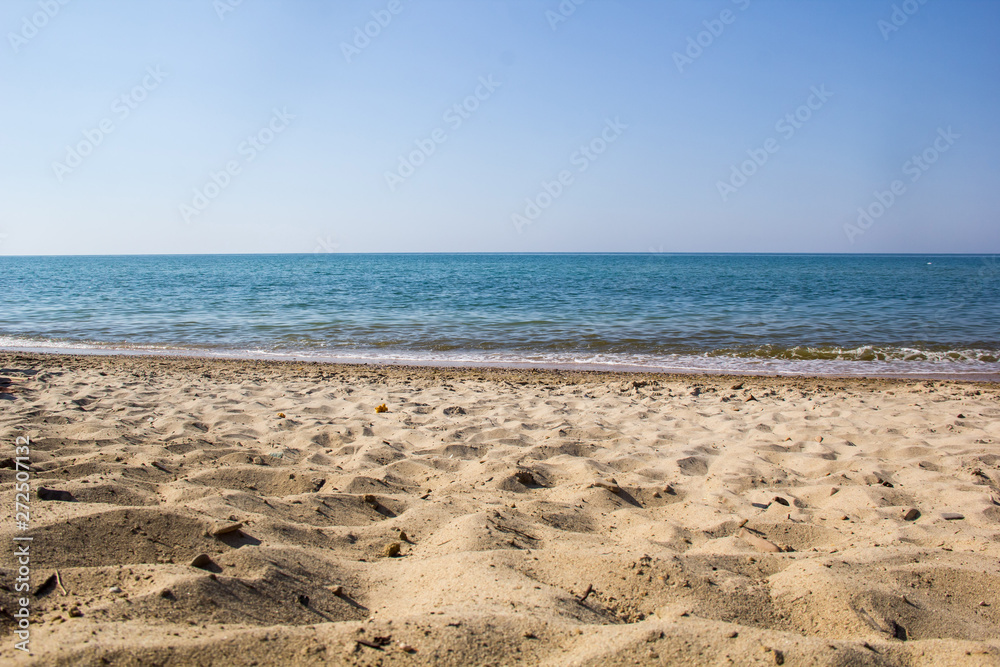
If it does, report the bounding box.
[2,254,998,379]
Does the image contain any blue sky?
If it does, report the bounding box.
[1,0,997,254]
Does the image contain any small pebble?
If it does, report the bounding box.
[384,542,401,558]
[941,512,965,520]
[594,480,621,493]
[68,607,83,618]
[190,554,214,569]
[903,508,920,521]
[37,487,75,502]
[108,586,122,594]
[210,521,244,536]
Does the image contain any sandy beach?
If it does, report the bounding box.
[1,351,998,665]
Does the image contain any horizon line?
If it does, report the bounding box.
[1,251,998,258]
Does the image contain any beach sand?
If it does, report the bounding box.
[1,351,998,665]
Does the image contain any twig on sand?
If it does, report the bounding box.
[55,570,68,596]
[577,584,593,602]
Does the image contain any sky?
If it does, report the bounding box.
[0,0,998,255]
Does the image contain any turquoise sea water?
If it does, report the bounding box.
[1,254,998,378]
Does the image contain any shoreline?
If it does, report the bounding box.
[2,348,999,383]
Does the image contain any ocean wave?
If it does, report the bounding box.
[713,345,999,363]
[1,335,998,379]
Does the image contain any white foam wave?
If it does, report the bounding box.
[1,335,998,379]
